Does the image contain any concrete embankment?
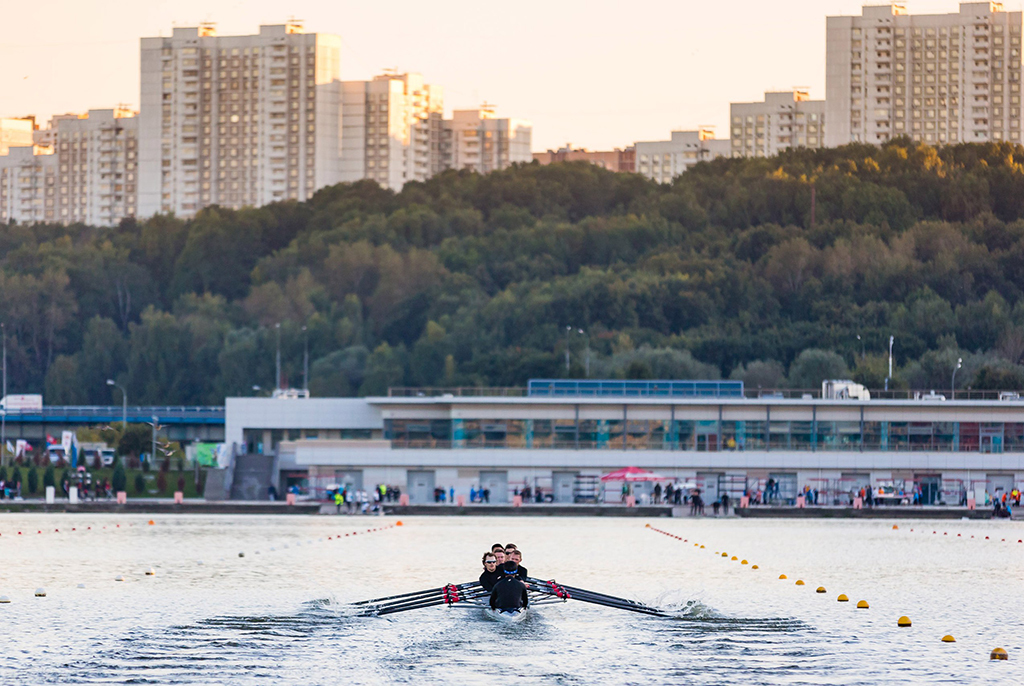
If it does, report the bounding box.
[382,504,674,517]
[734,506,994,519]
[0,500,321,515]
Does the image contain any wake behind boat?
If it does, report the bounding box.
[484,607,530,623]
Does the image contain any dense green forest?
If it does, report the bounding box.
[6,136,1024,404]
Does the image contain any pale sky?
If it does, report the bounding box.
[0,0,1016,151]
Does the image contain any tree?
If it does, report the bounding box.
[27,466,39,494]
[730,360,786,389]
[117,424,152,460]
[111,460,127,493]
[44,354,85,405]
[788,349,849,390]
[43,464,56,489]
[133,473,146,495]
[359,343,406,396]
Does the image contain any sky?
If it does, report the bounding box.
[0,0,1017,151]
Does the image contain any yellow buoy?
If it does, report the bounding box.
[148,520,155,525]
[741,560,748,565]
[694,543,698,547]
[700,545,705,549]
[751,564,759,569]
[857,600,869,609]
[892,524,898,530]
[837,594,849,602]
[942,635,956,643]
[779,574,788,579]
[645,523,651,528]
[396,521,403,526]
[721,553,728,558]
[816,586,826,593]
[795,580,805,586]
[731,556,738,561]
[990,647,1008,660]
[897,616,912,627]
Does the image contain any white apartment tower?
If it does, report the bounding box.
[634,128,731,183]
[0,109,138,226]
[340,72,444,190]
[445,106,533,174]
[826,2,1024,147]
[0,118,34,155]
[138,23,343,219]
[730,90,827,157]
[0,146,56,224]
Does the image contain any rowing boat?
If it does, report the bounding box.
[352,577,667,619]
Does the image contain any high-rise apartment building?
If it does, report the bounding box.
[826,2,1023,147]
[634,128,730,183]
[138,22,343,219]
[445,106,533,174]
[0,108,138,226]
[730,90,826,157]
[0,118,34,155]
[0,145,56,224]
[340,72,444,190]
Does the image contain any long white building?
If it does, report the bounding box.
[826,2,1024,147]
[224,381,1024,506]
[340,72,445,191]
[635,128,730,183]
[730,90,827,157]
[138,22,344,218]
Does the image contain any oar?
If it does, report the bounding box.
[526,578,652,610]
[372,589,492,616]
[527,581,666,617]
[354,581,481,606]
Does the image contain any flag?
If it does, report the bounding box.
[70,443,79,468]
[5,440,13,455]
[46,434,58,446]
[15,439,29,458]
[61,431,74,455]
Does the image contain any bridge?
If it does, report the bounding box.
[0,406,225,443]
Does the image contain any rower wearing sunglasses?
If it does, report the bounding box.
[479,552,502,591]
[503,548,528,581]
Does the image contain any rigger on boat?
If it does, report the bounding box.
[352,543,668,620]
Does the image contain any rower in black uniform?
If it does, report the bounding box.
[479,552,501,591]
[507,549,528,580]
[489,561,529,612]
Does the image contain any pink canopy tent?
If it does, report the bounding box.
[599,466,667,482]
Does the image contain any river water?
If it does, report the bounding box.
[0,513,1021,684]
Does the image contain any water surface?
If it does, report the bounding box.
[0,514,1020,684]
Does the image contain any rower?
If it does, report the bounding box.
[508,549,528,579]
[491,544,507,566]
[479,552,501,591]
[489,561,529,612]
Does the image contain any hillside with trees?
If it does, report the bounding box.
[5,136,1024,403]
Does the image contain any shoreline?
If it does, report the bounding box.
[0,500,1008,519]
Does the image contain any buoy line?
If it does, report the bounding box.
[895,526,1021,544]
[0,520,402,603]
[0,520,141,539]
[646,523,1007,658]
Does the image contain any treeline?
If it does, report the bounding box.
[6,136,1024,404]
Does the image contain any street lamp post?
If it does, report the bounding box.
[302,325,309,393]
[564,325,571,372]
[952,357,962,400]
[275,323,282,392]
[856,334,864,360]
[578,328,590,378]
[106,379,127,429]
[884,336,894,392]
